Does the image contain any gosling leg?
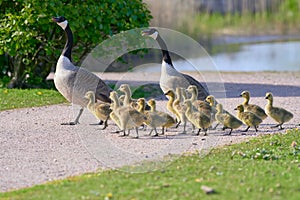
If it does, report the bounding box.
[196,129,201,136]
[175,120,181,128]
[242,126,250,132]
[102,118,108,130]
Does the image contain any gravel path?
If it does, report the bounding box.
[1,72,299,192]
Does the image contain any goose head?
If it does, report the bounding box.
[141,28,159,40]
[240,91,250,99]
[265,92,273,100]
[234,104,244,112]
[52,16,68,30]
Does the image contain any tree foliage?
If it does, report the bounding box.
[0,0,152,88]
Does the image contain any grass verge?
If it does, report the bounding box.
[1,129,299,199]
[0,89,67,111]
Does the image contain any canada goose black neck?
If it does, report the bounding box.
[156,34,173,67]
[62,24,73,61]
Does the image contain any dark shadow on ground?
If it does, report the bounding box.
[105,79,300,99]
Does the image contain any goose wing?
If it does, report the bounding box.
[182,73,209,100]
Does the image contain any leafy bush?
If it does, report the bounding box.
[0,0,152,88]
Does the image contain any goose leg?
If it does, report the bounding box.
[254,126,258,132]
[213,123,220,130]
[161,127,165,135]
[242,126,250,134]
[61,107,84,125]
[271,123,284,130]
[148,129,153,136]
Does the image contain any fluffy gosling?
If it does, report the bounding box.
[240,91,267,120]
[84,91,111,129]
[265,92,293,130]
[234,104,262,133]
[216,104,242,135]
[184,100,211,136]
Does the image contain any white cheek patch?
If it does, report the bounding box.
[150,31,158,40]
[58,20,68,30]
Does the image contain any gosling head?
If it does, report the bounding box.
[183,99,192,108]
[206,95,215,104]
[265,92,273,100]
[52,16,68,30]
[137,98,145,105]
[164,89,175,97]
[186,85,197,94]
[141,28,159,40]
[84,91,94,99]
[109,91,118,101]
[147,99,156,107]
[118,84,130,92]
[234,104,244,112]
[240,91,250,98]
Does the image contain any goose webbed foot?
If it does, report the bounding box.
[223,128,232,136]
[241,126,250,135]
[61,121,79,125]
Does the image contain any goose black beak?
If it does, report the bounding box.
[141,30,150,36]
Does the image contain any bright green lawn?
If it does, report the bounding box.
[0,89,67,111]
[1,129,299,200]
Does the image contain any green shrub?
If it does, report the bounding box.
[0,0,152,88]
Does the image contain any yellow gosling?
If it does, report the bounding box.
[173,87,188,133]
[186,85,212,117]
[84,91,111,129]
[109,91,146,138]
[164,89,181,122]
[184,100,211,136]
[118,84,137,107]
[148,99,175,135]
[234,104,262,133]
[240,91,267,120]
[265,92,293,130]
[216,104,242,135]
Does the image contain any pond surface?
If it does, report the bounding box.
[134,40,300,72]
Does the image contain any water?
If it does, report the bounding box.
[134,41,300,72]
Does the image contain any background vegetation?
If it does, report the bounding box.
[0,0,152,88]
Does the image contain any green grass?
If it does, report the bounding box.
[0,89,67,111]
[1,129,299,199]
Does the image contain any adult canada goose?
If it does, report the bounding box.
[142,28,209,100]
[84,91,111,129]
[147,99,175,135]
[52,16,112,125]
[240,91,267,120]
[109,91,146,138]
[184,100,211,136]
[234,104,262,133]
[265,92,293,130]
[215,104,242,135]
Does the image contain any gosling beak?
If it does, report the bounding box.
[234,107,237,110]
[239,94,242,97]
[265,96,268,99]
